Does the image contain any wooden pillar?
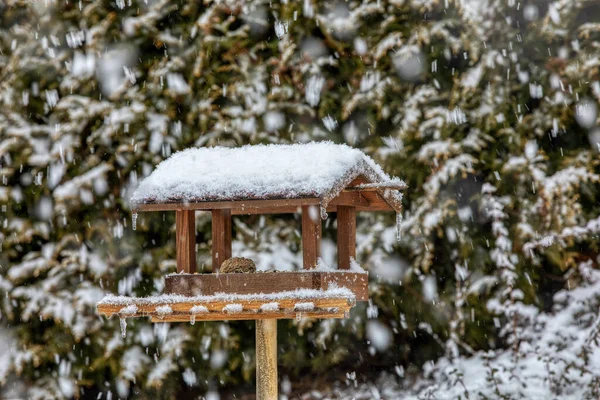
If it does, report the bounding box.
[301,205,321,269]
[176,210,196,273]
[337,206,356,270]
[256,319,277,399]
[212,209,232,272]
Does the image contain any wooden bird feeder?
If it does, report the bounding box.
[97,142,405,398]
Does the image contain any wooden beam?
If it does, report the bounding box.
[301,205,321,269]
[232,205,303,215]
[136,198,320,212]
[256,319,278,400]
[358,191,395,211]
[150,311,347,322]
[165,271,368,301]
[337,206,356,270]
[136,192,394,215]
[98,297,355,322]
[231,193,365,215]
[212,209,232,272]
[176,210,196,273]
[97,296,356,316]
[343,182,407,191]
[328,191,369,207]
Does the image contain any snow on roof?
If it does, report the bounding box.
[131,141,404,212]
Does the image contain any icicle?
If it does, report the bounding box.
[295,313,302,321]
[395,211,403,241]
[190,314,195,326]
[131,211,138,231]
[120,318,127,338]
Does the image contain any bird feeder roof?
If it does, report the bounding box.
[131,141,405,216]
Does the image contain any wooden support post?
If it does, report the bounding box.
[301,205,321,269]
[176,210,196,273]
[256,319,277,400]
[337,206,356,270]
[212,209,232,272]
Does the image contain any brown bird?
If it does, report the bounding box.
[220,257,256,274]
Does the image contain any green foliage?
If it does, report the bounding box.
[0,0,599,398]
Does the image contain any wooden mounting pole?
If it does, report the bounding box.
[301,205,321,269]
[211,209,232,272]
[256,319,277,399]
[337,206,356,270]
[176,210,196,273]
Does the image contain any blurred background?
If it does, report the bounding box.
[1,0,599,398]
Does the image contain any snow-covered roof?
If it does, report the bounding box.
[131,141,404,214]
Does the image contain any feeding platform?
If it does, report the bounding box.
[97,287,356,323]
[96,141,405,398]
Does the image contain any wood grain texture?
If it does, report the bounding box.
[136,192,395,214]
[337,206,356,270]
[256,319,278,400]
[347,176,395,211]
[176,210,196,273]
[98,297,354,315]
[149,311,347,322]
[164,271,368,301]
[301,205,321,269]
[328,192,369,207]
[97,296,353,322]
[137,198,320,212]
[211,209,232,272]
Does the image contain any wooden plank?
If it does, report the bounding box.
[136,193,393,214]
[302,205,321,269]
[232,203,353,216]
[176,210,196,273]
[136,198,320,212]
[211,209,232,272]
[337,206,356,270]
[232,206,303,215]
[164,271,368,301]
[97,297,354,316]
[343,182,407,191]
[346,176,395,211]
[358,191,394,211]
[256,319,278,400]
[149,310,347,322]
[328,192,369,207]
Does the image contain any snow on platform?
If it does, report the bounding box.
[97,287,356,323]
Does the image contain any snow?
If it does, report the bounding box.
[166,73,190,94]
[263,111,285,131]
[392,47,423,81]
[294,302,315,311]
[354,37,367,55]
[182,368,197,387]
[189,305,209,314]
[98,287,355,308]
[130,142,404,211]
[305,76,325,106]
[575,99,597,128]
[274,20,288,39]
[322,115,338,132]
[119,305,138,315]
[53,164,111,201]
[154,305,173,316]
[260,302,279,312]
[366,320,392,351]
[222,304,243,314]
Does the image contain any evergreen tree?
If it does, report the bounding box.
[0,0,598,398]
